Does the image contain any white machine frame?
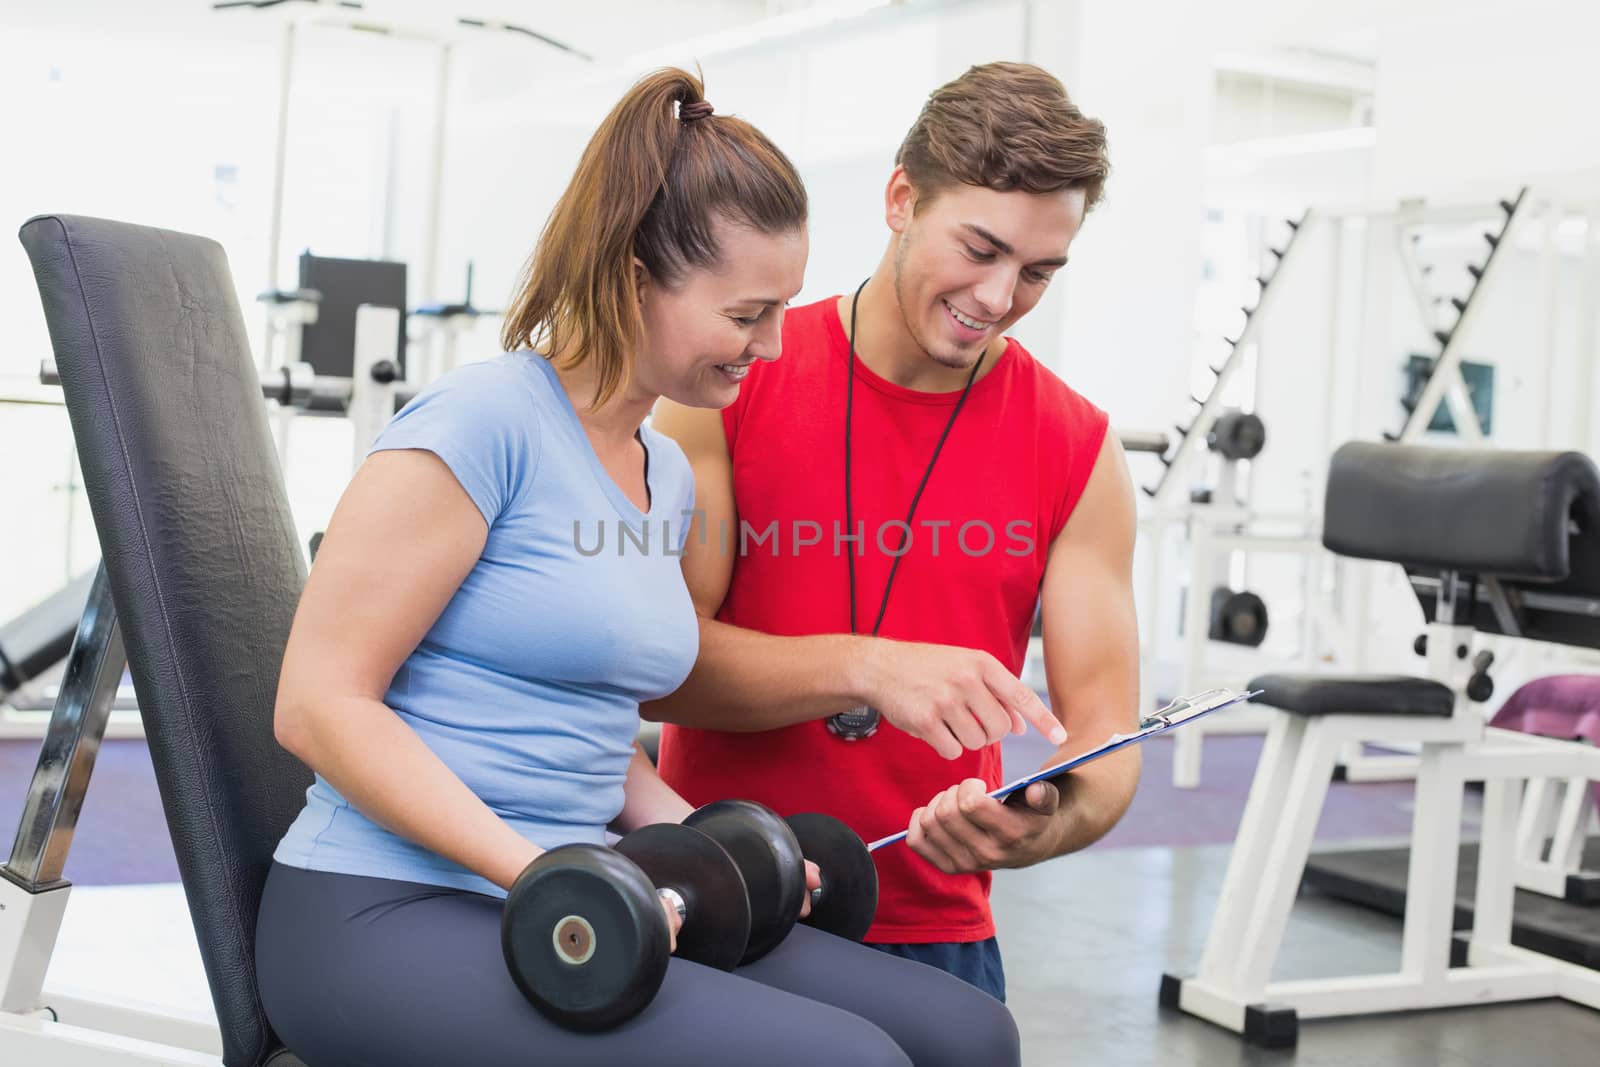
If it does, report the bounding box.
[1136,210,1370,786]
[1165,578,1600,1046]
[1165,509,1359,789]
[1512,756,1600,902]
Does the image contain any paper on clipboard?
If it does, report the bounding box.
[867,688,1259,852]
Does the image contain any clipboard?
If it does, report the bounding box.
[867,687,1259,852]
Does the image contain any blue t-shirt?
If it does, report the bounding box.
[274,353,700,896]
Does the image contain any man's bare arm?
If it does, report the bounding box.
[904,431,1142,870]
[1033,431,1142,857]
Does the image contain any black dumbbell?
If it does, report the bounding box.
[1467,649,1495,702]
[1209,588,1269,647]
[684,800,879,962]
[501,822,750,1032]
[1207,411,1266,461]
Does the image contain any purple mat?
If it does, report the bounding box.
[0,738,182,884]
[1491,674,1600,809]
[0,730,1426,886]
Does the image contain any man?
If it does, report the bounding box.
[645,62,1139,1003]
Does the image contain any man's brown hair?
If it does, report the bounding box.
[895,61,1109,211]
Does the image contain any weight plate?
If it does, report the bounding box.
[788,812,878,943]
[616,823,751,972]
[684,799,807,963]
[501,843,669,1032]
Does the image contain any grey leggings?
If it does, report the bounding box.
[256,862,1020,1067]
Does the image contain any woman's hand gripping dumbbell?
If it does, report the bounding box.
[501,799,879,1031]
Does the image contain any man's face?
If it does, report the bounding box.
[887,171,1086,371]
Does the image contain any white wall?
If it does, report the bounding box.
[1043,1,1215,435]
[1374,2,1600,203]
[1212,74,1365,145]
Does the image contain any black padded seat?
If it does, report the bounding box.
[22,215,313,1066]
[265,1053,307,1067]
[1247,673,1455,718]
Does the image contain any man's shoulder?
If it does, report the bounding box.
[999,338,1108,432]
[743,295,841,391]
[783,294,840,334]
[776,295,841,357]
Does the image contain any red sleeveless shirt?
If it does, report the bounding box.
[657,297,1108,942]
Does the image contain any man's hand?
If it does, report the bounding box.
[855,640,1065,759]
[904,777,1065,873]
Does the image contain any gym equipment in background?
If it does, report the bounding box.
[291,252,408,380]
[215,0,588,382]
[1197,413,1273,648]
[1142,212,1306,506]
[1164,441,1600,1048]
[1207,587,1268,647]
[0,571,95,705]
[1387,188,1528,445]
[1132,211,1365,789]
[42,279,412,483]
[1484,674,1600,904]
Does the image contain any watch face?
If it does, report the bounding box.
[827,705,880,740]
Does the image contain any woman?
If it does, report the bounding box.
[255,68,1020,1066]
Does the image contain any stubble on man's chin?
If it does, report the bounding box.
[891,232,990,373]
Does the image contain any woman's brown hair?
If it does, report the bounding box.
[501,68,807,407]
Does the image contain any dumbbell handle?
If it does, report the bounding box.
[654,878,822,954]
[657,886,687,923]
[658,880,814,922]
[649,877,813,954]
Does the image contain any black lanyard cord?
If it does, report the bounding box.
[844,277,984,637]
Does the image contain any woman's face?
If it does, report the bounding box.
[635,217,808,409]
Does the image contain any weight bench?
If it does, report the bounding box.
[0,215,313,1065]
[0,571,97,704]
[1162,440,1600,1046]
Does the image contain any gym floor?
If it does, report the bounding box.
[996,845,1600,1065]
[996,729,1600,1065]
[9,728,1600,1064]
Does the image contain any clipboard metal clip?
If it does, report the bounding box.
[1094,688,1250,745]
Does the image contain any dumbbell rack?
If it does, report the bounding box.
[1391,187,1530,443]
[1144,211,1311,509]
[1135,212,1319,788]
